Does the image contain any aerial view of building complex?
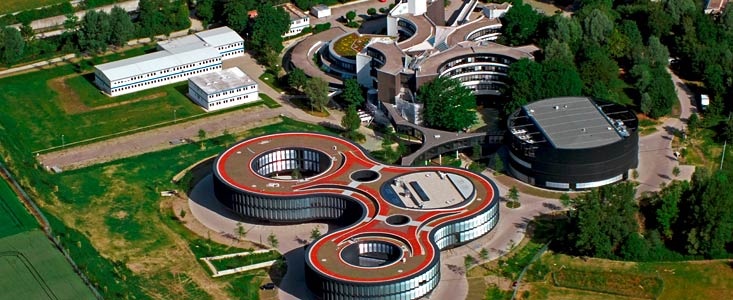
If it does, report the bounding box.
[0,0,732,300]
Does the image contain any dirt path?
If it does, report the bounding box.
[48,73,168,114]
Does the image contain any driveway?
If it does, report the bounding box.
[635,68,697,196]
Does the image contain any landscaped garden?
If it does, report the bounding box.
[332,33,372,58]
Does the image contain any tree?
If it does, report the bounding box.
[1,27,25,65]
[543,40,574,66]
[582,9,614,45]
[78,10,111,53]
[567,182,638,258]
[687,113,699,135]
[19,22,34,42]
[108,6,135,47]
[342,79,364,107]
[288,68,308,92]
[500,0,542,45]
[464,255,475,270]
[493,155,504,175]
[645,36,669,69]
[540,59,583,99]
[672,166,680,177]
[251,5,290,53]
[170,1,190,30]
[137,0,171,38]
[655,180,688,239]
[479,248,489,260]
[268,232,279,248]
[546,14,582,51]
[310,226,322,241]
[418,76,477,131]
[367,8,377,16]
[346,10,356,22]
[341,105,361,133]
[507,186,520,208]
[304,77,329,112]
[198,129,207,140]
[503,58,543,114]
[196,0,215,28]
[677,170,733,257]
[236,222,246,240]
[559,193,571,207]
[224,0,254,33]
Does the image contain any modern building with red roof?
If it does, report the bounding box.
[213,132,500,299]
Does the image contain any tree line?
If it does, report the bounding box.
[0,0,191,66]
[556,169,733,261]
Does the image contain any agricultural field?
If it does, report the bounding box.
[20,117,334,300]
[1,178,97,300]
[0,0,66,15]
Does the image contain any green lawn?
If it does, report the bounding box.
[258,72,285,93]
[0,179,37,238]
[0,0,66,15]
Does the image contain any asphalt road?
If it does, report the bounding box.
[635,68,697,196]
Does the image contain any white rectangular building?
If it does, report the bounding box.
[94,27,244,97]
[188,67,259,111]
[94,47,222,96]
[311,4,331,18]
[159,26,245,59]
[282,3,310,37]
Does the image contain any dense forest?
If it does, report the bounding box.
[500,0,733,121]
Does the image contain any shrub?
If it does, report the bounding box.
[367,8,377,15]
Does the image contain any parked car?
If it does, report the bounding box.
[260,282,276,290]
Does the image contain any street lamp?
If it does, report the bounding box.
[61,134,65,147]
[173,109,177,122]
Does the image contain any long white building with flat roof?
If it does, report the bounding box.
[94,27,243,96]
[188,67,259,111]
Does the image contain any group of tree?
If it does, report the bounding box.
[557,169,733,261]
[500,0,709,119]
[198,0,291,69]
[417,76,477,132]
[0,0,193,66]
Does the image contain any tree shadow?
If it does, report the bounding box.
[658,173,671,180]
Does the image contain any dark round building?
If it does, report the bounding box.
[506,97,638,190]
[212,132,500,300]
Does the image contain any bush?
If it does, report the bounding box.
[313,22,332,34]
[367,8,377,15]
[347,21,359,28]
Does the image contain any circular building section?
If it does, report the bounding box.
[507,97,639,190]
[212,132,500,300]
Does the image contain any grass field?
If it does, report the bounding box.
[29,117,335,299]
[0,0,66,15]
[0,45,212,151]
[0,179,36,238]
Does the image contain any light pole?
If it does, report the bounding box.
[61,134,65,147]
[173,109,177,123]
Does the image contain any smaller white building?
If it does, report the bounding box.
[188,67,259,111]
[311,4,331,18]
[282,3,311,37]
[484,3,512,19]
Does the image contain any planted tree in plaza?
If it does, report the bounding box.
[341,106,361,134]
[346,11,356,22]
[288,68,308,92]
[418,76,476,132]
[507,186,520,208]
[304,77,330,112]
[464,255,476,270]
[236,222,246,240]
[341,79,364,107]
[479,248,489,260]
[310,226,322,241]
[268,232,279,248]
